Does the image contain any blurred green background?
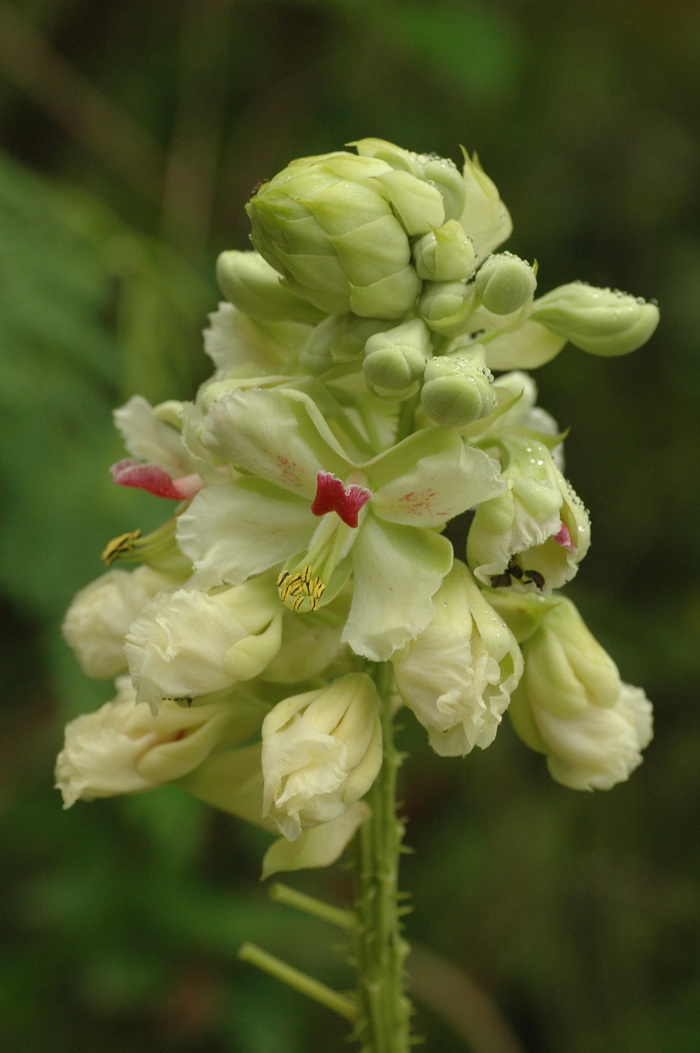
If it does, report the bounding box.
[1,1,698,1050]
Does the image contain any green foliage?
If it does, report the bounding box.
[1,1,699,1050]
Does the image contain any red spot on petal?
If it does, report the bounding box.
[311,471,372,528]
[110,459,200,500]
[552,523,574,550]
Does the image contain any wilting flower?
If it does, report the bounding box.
[55,677,266,807]
[178,385,503,661]
[125,574,283,711]
[392,561,522,755]
[496,595,653,790]
[261,672,383,840]
[62,565,178,679]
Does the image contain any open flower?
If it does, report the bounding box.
[467,433,590,593]
[501,596,653,790]
[55,677,266,807]
[177,385,504,660]
[392,561,522,755]
[261,672,382,840]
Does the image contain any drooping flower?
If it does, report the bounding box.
[492,593,653,790]
[392,560,522,755]
[55,676,266,807]
[261,672,382,840]
[177,385,504,660]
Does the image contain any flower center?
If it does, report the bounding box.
[277,565,326,612]
[311,472,372,528]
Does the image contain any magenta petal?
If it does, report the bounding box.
[110,459,185,500]
[310,472,372,528]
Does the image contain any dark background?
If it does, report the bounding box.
[1,1,698,1050]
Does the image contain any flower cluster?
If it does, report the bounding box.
[56,139,657,873]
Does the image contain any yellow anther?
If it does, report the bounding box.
[102,529,142,566]
[276,564,325,612]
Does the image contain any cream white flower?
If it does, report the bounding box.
[55,677,266,807]
[261,672,382,840]
[392,561,522,755]
[506,597,653,790]
[467,434,590,593]
[62,565,177,678]
[125,575,282,711]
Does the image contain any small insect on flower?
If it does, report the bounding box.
[490,557,545,590]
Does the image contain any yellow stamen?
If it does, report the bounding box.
[276,565,326,612]
[102,529,142,566]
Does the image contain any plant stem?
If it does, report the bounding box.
[353,662,412,1053]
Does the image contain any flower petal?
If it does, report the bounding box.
[201,387,351,496]
[371,431,503,526]
[176,481,313,588]
[113,395,193,477]
[262,801,370,877]
[344,514,454,660]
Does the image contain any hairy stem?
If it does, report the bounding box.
[353,662,412,1052]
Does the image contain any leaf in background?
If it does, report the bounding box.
[0,151,214,631]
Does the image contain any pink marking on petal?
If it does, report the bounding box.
[110,459,199,500]
[311,471,372,528]
[552,523,574,550]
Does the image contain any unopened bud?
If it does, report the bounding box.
[418,280,476,336]
[216,250,324,323]
[363,317,433,397]
[413,220,476,282]
[474,253,537,315]
[530,282,660,356]
[421,345,496,426]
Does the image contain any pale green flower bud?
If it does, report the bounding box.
[420,344,496,426]
[62,566,177,679]
[392,561,522,756]
[55,677,266,807]
[261,672,382,840]
[125,576,282,711]
[418,280,476,336]
[459,149,512,261]
[530,281,660,356]
[215,250,324,323]
[246,150,428,319]
[299,313,394,374]
[363,317,433,397]
[474,252,537,315]
[505,598,653,790]
[352,138,466,220]
[412,220,476,282]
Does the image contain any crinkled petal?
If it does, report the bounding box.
[176,481,313,588]
[344,514,453,661]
